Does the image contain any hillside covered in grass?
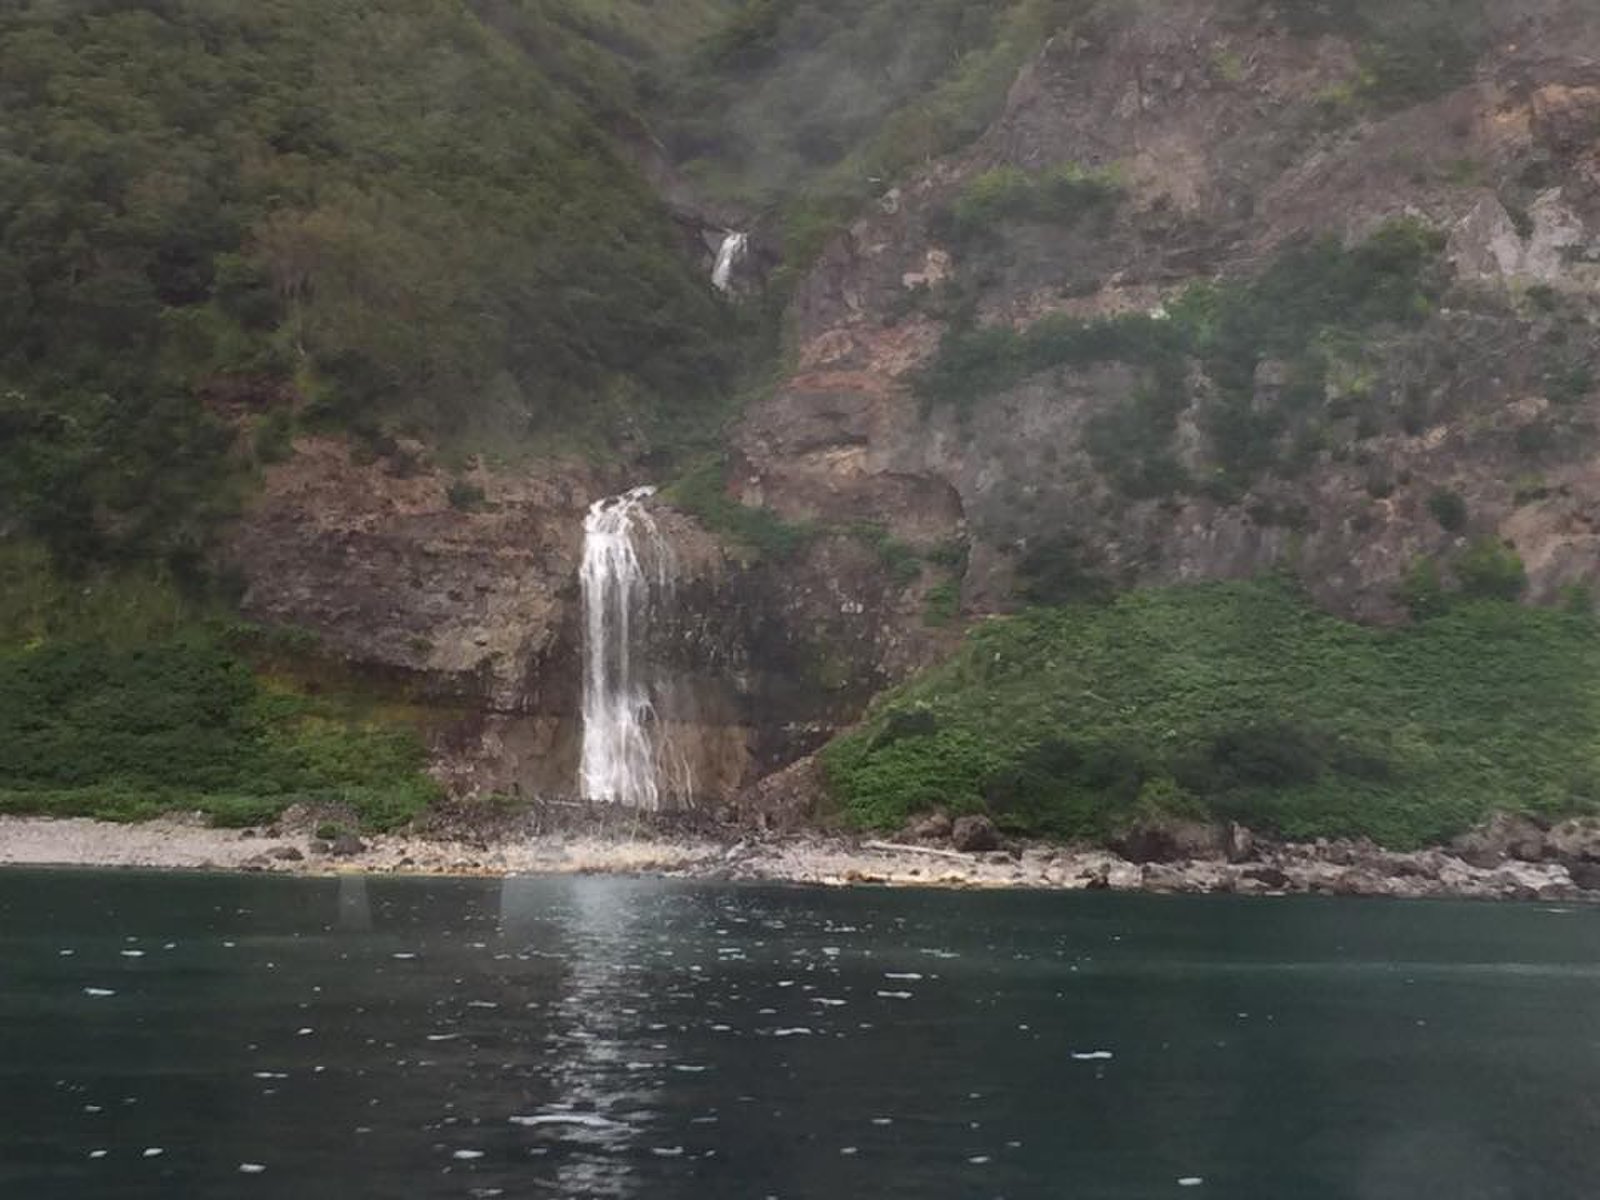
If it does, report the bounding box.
[0,0,743,571]
[823,582,1600,848]
[0,544,439,829]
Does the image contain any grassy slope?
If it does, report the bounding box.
[823,582,1600,848]
[0,0,741,568]
[0,543,439,830]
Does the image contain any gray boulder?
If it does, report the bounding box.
[1111,819,1225,864]
[951,814,1000,853]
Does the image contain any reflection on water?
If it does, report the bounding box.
[2,872,1600,1198]
[502,875,656,1196]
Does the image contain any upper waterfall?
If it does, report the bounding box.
[578,488,690,809]
[711,231,747,293]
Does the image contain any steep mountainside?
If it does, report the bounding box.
[735,0,1600,625]
[7,0,1600,843]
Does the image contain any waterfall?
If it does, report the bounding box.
[711,231,747,293]
[578,487,689,809]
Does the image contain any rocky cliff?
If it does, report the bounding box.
[223,0,1600,807]
[736,0,1600,624]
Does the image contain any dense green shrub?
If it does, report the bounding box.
[923,581,961,626]
[1397,557,1448,619]
[1015,532,1113,605]
[664,459,813,560]
[446,479,488,512]
[0,636,438,829]
[823,580,1598,846]
[933,163,1122,245]
[1455,539,1527,601]
[1427,488,1468,532]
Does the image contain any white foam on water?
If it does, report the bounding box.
[1178,1178,1204,1187]
[876,991,913,999]
[883,972,923,980]
[1071,1050,1113,1061]
[88,1150,107,1159]
[142,1148,163,1158]
[840,1147,858,1155]
[509,1113,624,1130]
[120,950,144,958]
[968,1156,991,1165]
[772,1027,813,1037]
[239,1163,267,1174]
[83,988,115,998]
[452,1150,484,1160]
[651,1146,685,1158]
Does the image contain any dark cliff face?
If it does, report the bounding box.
[225,0,1600,802]
[224,438,927,802]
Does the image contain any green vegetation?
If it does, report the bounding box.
[666,463,937,579]
[1228,0,1488,106]
[664,459,813,561]
[914,219,1448,494]
[0,542,438,828]
[842,522,923,585]
[1015,532,1112,605]
[1427,488,1468,532]
[931,163,1122,247]
[1397,542,1528,617]
[446,479,488,513]
[1455,540,1527,602]
[823,580,1600,847]
[0,635,439,830]
[923,581,961,626]
[0,0,741,568]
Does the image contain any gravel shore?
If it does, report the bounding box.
[0,810,1592,902]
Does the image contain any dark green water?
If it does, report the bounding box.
[3,872,1600,1198]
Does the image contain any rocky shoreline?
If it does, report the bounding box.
[1,807,1597,902]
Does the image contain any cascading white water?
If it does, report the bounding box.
[711,231,747,292]
[578,487,687,809]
